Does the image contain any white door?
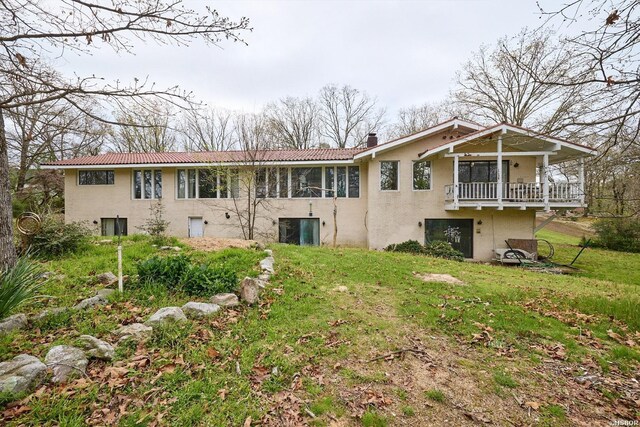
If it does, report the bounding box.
[188,217,204,238]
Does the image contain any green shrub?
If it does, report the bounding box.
[0,257,46,320]
[384,240,425,254]
[137,255,190,288]
[592,217,640,253]
[423,240,465,261]
[29,218,90,258]
[181,264,238,296]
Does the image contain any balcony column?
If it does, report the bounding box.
[453,155,459,209]
[578,157,585,205]
[497,135,503,210]
[543,153,550,212]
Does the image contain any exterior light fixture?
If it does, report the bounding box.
[514,162,520,168]
[322,221,326,227]
[204,220,208,225]
[309,202,313,217]
[225,212,230,219]
[272,220,277,226]
[92,220,98,225]
[418,221,423,227]
[477,220,483,225]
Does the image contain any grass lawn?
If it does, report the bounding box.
[1,234,639,426]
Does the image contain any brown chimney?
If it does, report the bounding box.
[366,132,378,148]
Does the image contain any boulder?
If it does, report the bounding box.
[239,277,259,305]
[0,354,47,394]
[258,273,271,282]
[32,307,68,321]
[181,302,221,318]
[97,288,116,298]
[77,335,115,361]
[0,314,28,334]
[73,294,108,310]
[115,323,153,342]
[210,293,239,307]
[96,272,117,285]
[260,257,275,273]
[45,345,88,383]
[145,307,187,327]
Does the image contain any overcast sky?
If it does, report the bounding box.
[59,0,548,118]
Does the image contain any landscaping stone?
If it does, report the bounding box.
[210,293,239,307]
[181,302,220,318]
[0,354,47,394]
[239,277,259,305]
[258,273,271,282]
[32,307,67,321]
[159,246,181,251]
[73,294,108,310]
[97,288,116,298]
[115,323,153,342]
[145,307,187,326]
[96,271,117,285]
[264,249,273,257]
[260,257,275,273]
[255,278,268,289]
[45,345,88,383]
[0,314,28,334]
[77,335,115,361]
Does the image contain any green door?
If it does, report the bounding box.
[300,219,319,246]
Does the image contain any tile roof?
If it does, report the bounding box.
[43,148,364,167]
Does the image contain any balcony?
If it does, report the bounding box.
[444,182,584,211]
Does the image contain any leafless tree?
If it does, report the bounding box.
[109,99,178,153]
[453,29,585,135]
[180,107,236,152]
[318,84,386,148]
[388,101,462,139]
[536,1,639,152]
[264,96,320,149]
[0,0,250,269]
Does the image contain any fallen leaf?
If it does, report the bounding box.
[524,401,540,410]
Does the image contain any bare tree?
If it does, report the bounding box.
[264,96,319,149]
[0,0,250,269]
[318,84,386,148]
[388,101,462,139]
[180,107,236,152]
[453,29,584,134]
[109,99,178,153]
[536,0,639,151]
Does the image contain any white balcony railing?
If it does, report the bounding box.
[444,182,583,205]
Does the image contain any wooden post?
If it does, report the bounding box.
[497,135,503,209]
[453,155,459,210]
[542,154,550,212]
[116,215,123,293]
[578,158,585,205]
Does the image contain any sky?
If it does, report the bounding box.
[58,0,548,118]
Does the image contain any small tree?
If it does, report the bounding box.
[137,200,171,245]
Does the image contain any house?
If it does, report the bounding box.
[41,118,595,261]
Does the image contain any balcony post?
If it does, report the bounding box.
[543,153,550,211]
[453,155,459,209]
[497,135,503,209]
[578,157,585,205]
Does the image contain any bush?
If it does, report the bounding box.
[423,240,465,261]
[29,218,90,258]
[592,217,640,253]
[181,264,238,296]
[137,255,190,288]
[0,257,46,320]
[384,240,425,254]
[385,239,464,261]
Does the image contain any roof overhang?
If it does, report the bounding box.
[40,159,357,170]
[354,118,483,160]
[417,124,596,163]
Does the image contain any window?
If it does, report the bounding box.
[267,168,278,198]
[279,218,320,246]
[79,170,114,185]
[323,166,359,198]
[380,161,399,191]
[278,168,289,198]
[177,169,236,199]
[133,170,162,199]
[101,218,127,236]
[458,161,509,183]
[413,161,432,190]
[292,167,322,197]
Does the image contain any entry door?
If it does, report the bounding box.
[299,219,319,246]
[188,217,204,238]
[425,219,473,258]
[279,218,320,246]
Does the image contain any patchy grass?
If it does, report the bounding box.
[1,233,639,425]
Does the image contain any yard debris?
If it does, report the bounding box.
[0,354,47,394]
[413,272,466,285]
[367,347,433,363]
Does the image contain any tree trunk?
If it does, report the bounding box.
[0,109,18,270]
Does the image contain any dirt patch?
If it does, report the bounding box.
[536,215,595,238]
[180,237,260,252]
[413,272,466,286]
